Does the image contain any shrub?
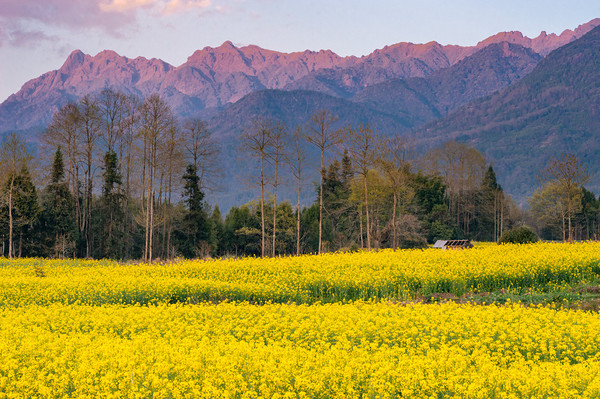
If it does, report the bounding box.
[499,226,538,244]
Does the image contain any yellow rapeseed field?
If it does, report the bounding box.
[2,242,600,398]
[1,242,600,305]
[2,302,600,398]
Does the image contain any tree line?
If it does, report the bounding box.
[0,90,598,260]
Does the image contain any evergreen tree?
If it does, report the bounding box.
[10,167,40,257]
[411,174,460,243]
[39,147,77,258]
[476,166,505,241]
[210,205,224,256]
[321,156,356,250]
[223,204,261,257]
[99,150,125,259]
[176,164,211,258]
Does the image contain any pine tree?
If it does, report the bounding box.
[100,150,125,259]
[40,147,77,258]
[177,164,210,258]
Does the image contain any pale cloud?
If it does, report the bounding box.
[100,0,213,16]
[99,0,161,13]
[0,0,135,43]
[162,0,212,16]
[0,0,219,48]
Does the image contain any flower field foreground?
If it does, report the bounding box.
[2,302,600,398]
[1,242,600,305]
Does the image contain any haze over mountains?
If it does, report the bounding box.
[1,18,599,208]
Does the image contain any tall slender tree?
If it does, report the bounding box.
[119,95,141,259]
[307,110,339,254]
[379,138,413,249]
[269,121,286,257]
[78,95,102,258]
[242,118,274,257]
[139,94,175,262]
[342,124,382,250]
[288,126,307,256]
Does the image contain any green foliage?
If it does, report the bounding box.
[37,148,77,258]
[223,204,261,257]
[175,164,211,258]
[99,150,125,259]
[499,226,538,244]
[0,167,40,256]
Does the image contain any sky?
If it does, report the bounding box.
[0,0,599,102]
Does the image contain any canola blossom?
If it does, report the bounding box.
[1,242,600,305]
[2,302,600,398]
[2,242,600,398]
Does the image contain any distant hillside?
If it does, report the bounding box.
[205,89,409,208]
[352,42,541,128]
[414,25,600,202]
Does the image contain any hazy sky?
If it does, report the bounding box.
[1,0,599,102]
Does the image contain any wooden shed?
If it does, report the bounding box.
[432,240,473,250]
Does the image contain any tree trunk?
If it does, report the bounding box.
[568,212,573,243]
[500,196,504,239]
[85,150,93,259]
[149,184,154,263]
[392,191,397,249]
[296,173,301,256]
[318,150,324,254]
[359,206,364,249]
[260,154,265,258]
[8,176,13,259]
[167,177,173,260]
[272,161,278,257]
[363,174,371,250]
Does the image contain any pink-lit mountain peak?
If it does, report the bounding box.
[2,18,599,133]
[477,18,600,56]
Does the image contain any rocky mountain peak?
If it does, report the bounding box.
[60,50,87,73]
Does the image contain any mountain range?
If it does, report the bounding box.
[1,18,600,208]
[1,19,598,133]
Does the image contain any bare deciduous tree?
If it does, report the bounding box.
[307,110,339,254]
[268,121,286,257]
[78,95,102,258]
[139,94,175,262]
[288,126,307,256]
[426,141,487,236]
[342,124,383,250]
[98,88,126,154]
[242,118,274,257]
[182,118,221,192]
